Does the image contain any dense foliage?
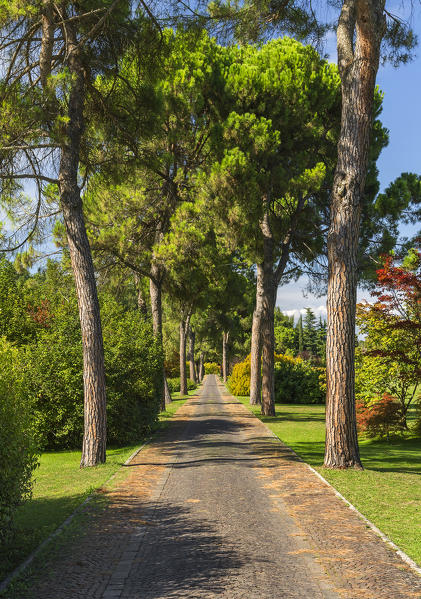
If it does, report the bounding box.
[228,356,251,396]
[274,355,324,404]
[204,362,220,375]
[274,308,326,362]
[0,338,39,543]
[0,261,164,450]
[356,394,405,440]
[356,249,421,428]
[167,378,198,393]
[228,353,324,403]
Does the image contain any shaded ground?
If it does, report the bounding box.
[3,376,421,599]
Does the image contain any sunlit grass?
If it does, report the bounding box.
[238,397,421,566]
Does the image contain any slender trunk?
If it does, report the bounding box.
[325,0,384,469]
[260,232,276,417]
[222,331,229,382]
[188,326,197,383]
[198,351,204,382]
[149,268,171,409]
[134,272,147,316]
[59,30,106,468]
[40,1,54,88]
[179,314,191,396]
[250,264,264,404]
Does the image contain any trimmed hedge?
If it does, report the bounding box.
[0,338,38,542]
[228,353,325,404]
[167,377,198,393]
[228,356,250,396]
[204,362,220,375]
[274,355,324,404]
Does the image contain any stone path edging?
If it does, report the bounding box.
[0,437,154,596]
[0,387,204,596]
[235,390,421,579]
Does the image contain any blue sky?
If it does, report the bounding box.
[279,10,421,319]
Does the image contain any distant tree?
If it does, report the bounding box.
[303,308,317,356]
[205,37,341,415]
[274,309,297,355]
[84,29,226,405]
[316,316,327,363]
[297,315,304,355]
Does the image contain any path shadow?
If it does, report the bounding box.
[122,500,253,598]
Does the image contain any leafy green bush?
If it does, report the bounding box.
[167,377,197,393]
[228,356,250,396]
[101,296,163,445]
[274,354,324,404]
[228,354,324,403]
[0,338,39,542]
[204,362,220,375]
[24,294,163,449]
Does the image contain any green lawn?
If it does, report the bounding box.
[238,398,421,566]
[0,394,191,582]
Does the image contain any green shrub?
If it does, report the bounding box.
[228,356,250,396]
[274,354,324,404]
[204,362,220,375]
[167,377,197,393]
[24,294,163,449]
[101,296,163,445]
[0,338,39,542]
[228,354,324,403]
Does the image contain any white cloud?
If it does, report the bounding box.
[282,305,327,321]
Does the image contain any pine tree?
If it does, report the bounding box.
[297,315,304,355]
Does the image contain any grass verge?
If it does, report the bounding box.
[0,394,192,582]
[238,397,421,566]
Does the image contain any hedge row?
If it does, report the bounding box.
[0,339,39,543]
[167,377,198,393]
[228,353,325,404]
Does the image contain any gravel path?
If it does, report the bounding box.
[8,375,421,599]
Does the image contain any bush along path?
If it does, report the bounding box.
[3,375,421,599]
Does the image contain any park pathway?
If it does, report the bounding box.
[10,375,421,599]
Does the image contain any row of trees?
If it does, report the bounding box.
[1,1,420,474]
[274,308,327,362]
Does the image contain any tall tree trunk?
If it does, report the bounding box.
[149,267,171,409]
[260,228,276,417]
[325,0,384,469]
[198,351,204,382]
[188,326,197,383]
[250,264,264,404]
[59,30,106,468]
[179,314,191,396]
[40,1,54,88]
[222,331,230,382]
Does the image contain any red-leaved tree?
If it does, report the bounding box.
[357,248,421,426]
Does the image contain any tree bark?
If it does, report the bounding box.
[325,0,385,469]
[134,272,148,316]
[179,314,191,396]
[222,331,230,382]
[250,264,264,404]
[188,325,197,383]
[40,1,54,88]
[149,266,171,409]
[260,228,276,417]
[198,351,204,382]
[59,28,106,468]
